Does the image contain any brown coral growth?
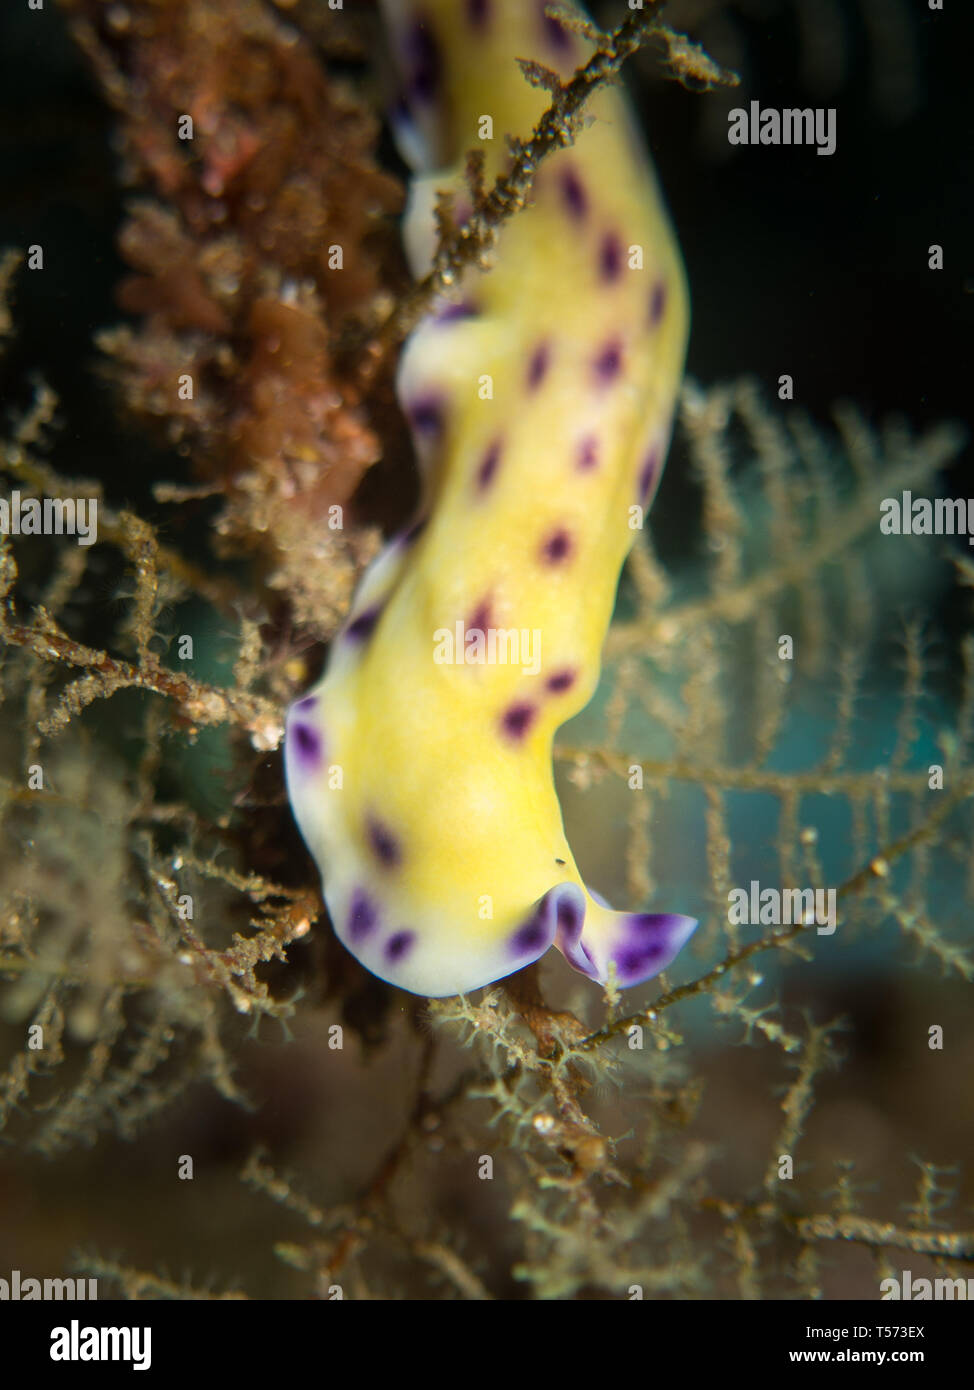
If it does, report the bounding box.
[58,0,403,635]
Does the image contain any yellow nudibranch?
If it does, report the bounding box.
[284,0,697,996]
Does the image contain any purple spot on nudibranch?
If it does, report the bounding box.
[468,598,492,634]
[594,339,624,384]
[385,930,416,962]
[527,341,550,391]
[599,232,624,283]
[511,916,548,954]
[405,20,440,104]
[345,605,381,641]
[616,940,666,979]
[632,914,670,934]
[502,702,536,740]
[549,882,592,974]
[408,393,445,437]
[559,166,588,220]
[476,438,503,492]
[612,912,698,984]
[348,889,378,942]
[367,815,401,868]
[576,435,599,471]
[466,0,490,28]
[557,896,581,933]
[546,668,576,694]
[293,695,317,713]
[540,528,573,564]
[649,280,667,325]
[638,447,661,504]
[290,722,321,769]
[435,298,478,324]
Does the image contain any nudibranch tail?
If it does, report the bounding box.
[557,894,699,990]
[284,0,698,997]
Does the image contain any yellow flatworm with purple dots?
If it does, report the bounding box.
[284,0,697,996]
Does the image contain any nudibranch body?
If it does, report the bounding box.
[284,0,697,996]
